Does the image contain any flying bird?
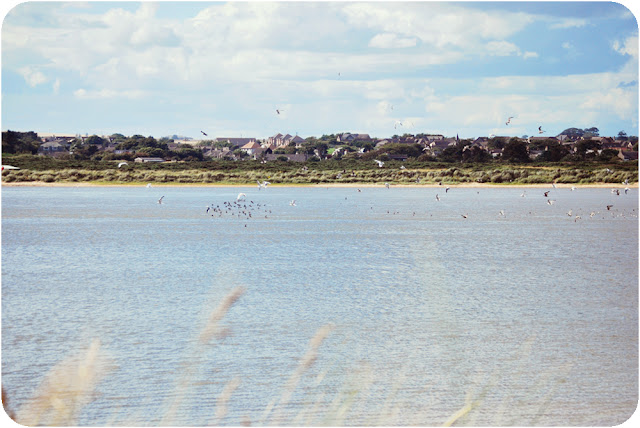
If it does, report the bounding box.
[257,180,270,190]
[538,126,545,134]
[607,205,613,210]
[158,196,165,204]
[506,116,514,125]
[374,160,384,168]
[118,162,128,168]
[435,194,440,201]
[547,199,555,205]
[276,109,283,115]
[290,200,296,206]
[385,182,390,189]
[237,193,246,201]
[461,214,468,219]
[543,191,550,197]
[201,130,208,136]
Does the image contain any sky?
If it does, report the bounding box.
[1,1,639,141]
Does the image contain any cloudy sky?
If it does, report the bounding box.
[1,1,638,140]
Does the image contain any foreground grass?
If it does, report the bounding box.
[4,288,574,427]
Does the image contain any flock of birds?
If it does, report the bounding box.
[151,176,635,226]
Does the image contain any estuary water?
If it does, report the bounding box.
[1,185,638,426]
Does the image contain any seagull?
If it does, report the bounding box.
[625,187,630,194]
[445,186,450,193]
[499,210,506,217]
[543,191,550,197]
[571,186,577,191]
[374,160,384,168]
[547,199,555,205]
[506,116,514,125]
[118,162,128,168]
[461,214,468,219]
[623,179,629,185]
[146,183,152,188]
[385,182,390,189]
[435,194,440,201]
[276,109,283,115]
[574,215,581,222]
[606,205,613,210]
[201,130,208,136]
[590,212,596,218]
[552,182,557,189]
[400,165,406,170]
[567,210,573,217]
[289,200,296,206]
[394,120,403,129]
[257,180,270,190]
[158,196,165,204]
[237,193,246,201]
[538,126,545,134]
[521,190,526,197]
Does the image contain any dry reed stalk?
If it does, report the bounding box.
[211,377,241,425]
[161,286,245,426]
[199,287,246,345]
[15,339,112,426]
[268,323,335,425]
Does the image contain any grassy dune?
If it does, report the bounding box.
[2,164,638,186]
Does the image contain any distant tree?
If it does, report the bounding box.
[438,144,464,163]
[536,142,571,162]
[618,131,628,140]
[599,149,620,162]
[85,135,106,145]
[559,127,584,138]
[583,127,600,137]
[501,139,530,163]
[462,145,491,163]
[574,139,602,159]
[2,130,40,154]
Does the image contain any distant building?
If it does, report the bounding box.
[134,157,165,163]
[38,141,69,156]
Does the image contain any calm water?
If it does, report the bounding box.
[2,185,638,426]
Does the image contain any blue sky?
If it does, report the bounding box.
[1,1,638,140]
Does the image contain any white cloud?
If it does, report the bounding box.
[18,66,47,87]
[369,33,417,49]
[522,51,539,59]
[486,40,520,56]
[73,88,145,99]
[549,18,588,29]
[53,78,60,94]
[613,35,639,59]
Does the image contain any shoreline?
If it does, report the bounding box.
[2,181,636,188]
